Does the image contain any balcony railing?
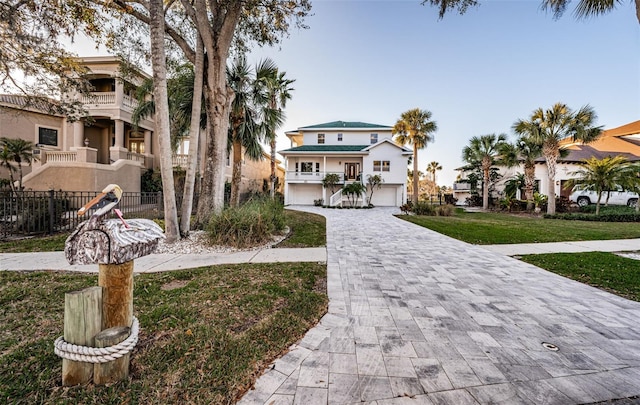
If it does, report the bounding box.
[79,92,139,111]
[46,151,77,163]
[453,182,471,191]
[285,171,345,182]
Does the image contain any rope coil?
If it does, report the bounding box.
[54,317,139,364]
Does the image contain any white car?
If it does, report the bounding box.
[569,187,639,207]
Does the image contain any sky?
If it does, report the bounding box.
[69,0,640,187]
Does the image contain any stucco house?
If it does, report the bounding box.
[279,121,411,206]
[453,120,640,204]
[1,56,281,196]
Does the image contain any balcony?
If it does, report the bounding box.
[80,92,139,112]
[453,182,471,191]
[285,171,346,183]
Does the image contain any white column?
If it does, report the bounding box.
[144,130,151,155]
[114,119,124,148]
[115,77,124,106]
[73,120,85,148]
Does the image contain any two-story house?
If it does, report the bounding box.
[1,56,282,196]
[279,121,411,206]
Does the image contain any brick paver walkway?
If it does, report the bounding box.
[238,207,640,405]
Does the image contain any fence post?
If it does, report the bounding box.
[48,189,55,235]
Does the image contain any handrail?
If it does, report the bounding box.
[329,189,343,207]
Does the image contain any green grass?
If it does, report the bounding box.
[277,209,326,248]
[520,252,640,302]
[397,211,640,244]
[0,234,67,253]
[0,262,328,404]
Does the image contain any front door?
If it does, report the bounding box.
[345,163,360,181]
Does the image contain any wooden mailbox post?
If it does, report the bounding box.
[58,201,164,386]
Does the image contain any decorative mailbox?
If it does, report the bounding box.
[65,218,165,265]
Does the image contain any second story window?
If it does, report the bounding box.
[318,134,325,144]
[373,160,390,171]
[370,133,378,144]
[300,162,314,174]
[337,133,343,141]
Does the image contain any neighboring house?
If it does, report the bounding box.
[1,55,281,196]
[0,56,156,192]
[279,121,411,206]
[452,120,640,204]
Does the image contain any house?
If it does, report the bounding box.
[452,119,640,204]
[1,56,281,196]
[279,121,411,206]
[0,56,155,192]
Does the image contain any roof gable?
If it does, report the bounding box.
[279,145,369,153]
[363,138,412,154]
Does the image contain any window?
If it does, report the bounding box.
[337,133,343,142]
[38,127,58,147]
[300,162,314,174]
[373,160,390,172]
[370,133,378,144]
[316,162,320,173]
[318,134,325,144]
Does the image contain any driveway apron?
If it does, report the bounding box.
[238,207,640,405]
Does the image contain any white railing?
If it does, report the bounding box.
[285,171,345,182]
[127,152,145,163]
[453,182,471,191]
[81,92,116,105]
[122,94,138,110]
[172,154,188,167]
[329,189,343,207]
[46,151,77,163]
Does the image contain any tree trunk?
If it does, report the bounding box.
[482,167,489,210]
[543,144,558,214]
[270,138,277,199]
[412,147,419,205]
[180,36,204,235]
[636,0,640,24]
[196,54,235,222]
[524,162,535,210]
[230,139,243,207]
[149,0,180,242]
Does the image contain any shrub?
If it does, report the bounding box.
[544,212,640,222]
[313,199,324,207]
[399,202,413,214]
[465,195,482,207]
[435,204,455,216]
[207,197,286,248]
[412,201,435,216]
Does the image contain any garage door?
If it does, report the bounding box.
[371,185,398,206]
[290,184,323,205]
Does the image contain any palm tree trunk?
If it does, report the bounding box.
[149,0,180,243]
[543,144,558,214]
[412,147,419,205]
[270,138,276,199]
[482,167,489,210]
[179,36,204,235]
[230,139,243,207]
[524,163,535,210]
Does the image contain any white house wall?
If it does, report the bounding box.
[363,142,408,185]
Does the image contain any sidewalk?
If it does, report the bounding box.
[481,238,640,256]
[0,247,327,273]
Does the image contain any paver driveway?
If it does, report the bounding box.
[238,207,640,405]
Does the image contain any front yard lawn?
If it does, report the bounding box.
[397,211,640,244]
[0,262,328,404]
[520,252,640,302]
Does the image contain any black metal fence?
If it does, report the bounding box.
[0,190,166,240]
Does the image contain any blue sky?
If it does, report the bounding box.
[247,0,640,186]
[70,0,640,186]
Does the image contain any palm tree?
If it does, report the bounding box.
[393,108,438,205]
[513,103,602,214]
[462,133,509,210]
[426,161,442,184]
[620,162,640,212]
[0,137,38,191]
[500,137,543,209]
[257,62,294,199]
[567,155,630,214]
[227,57,272,207]
[0,145,17,192]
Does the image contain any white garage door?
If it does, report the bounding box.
[290,184,323,205]
[372,185,398,206]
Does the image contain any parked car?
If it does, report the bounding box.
[569,186,639,207]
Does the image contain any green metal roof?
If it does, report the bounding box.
[299,121,391,130]
[280,145,369,153]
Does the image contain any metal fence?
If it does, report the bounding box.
[0,190,166,240]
